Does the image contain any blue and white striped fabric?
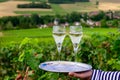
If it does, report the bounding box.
[91,69,120,80]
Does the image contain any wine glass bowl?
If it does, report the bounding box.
[69,22,83,61]
[52,22,66,60]
[52,21,83,61]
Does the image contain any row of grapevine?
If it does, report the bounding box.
[0,33,120,80]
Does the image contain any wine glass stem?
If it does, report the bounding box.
[57,43,62,60]
[74,46,78,61]
[57,46,61,60]
[58,49,61,60]
[74,48,77,54]
[74,52,77,62]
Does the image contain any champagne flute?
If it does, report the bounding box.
[53,20,66,60]
[69,22,83,61]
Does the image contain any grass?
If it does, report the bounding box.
[14,3,67,15]
[15,11,55,15]
[0,28,53,45]
[11,1,120,15]
[14,2,97,15]
[50,4,67,15]
[15,4,67,15]
[0,28,119,46]
[83,28,119,37]
[60,2,98,13]
[3,28,52,37]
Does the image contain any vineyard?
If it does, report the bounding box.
[0,28,118,45]
[0,0,120,80]
[0,32,120,80]
[0,28,120,80]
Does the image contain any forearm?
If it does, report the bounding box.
[91,69,120,80]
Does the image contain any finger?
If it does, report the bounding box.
[68,72,74,76]
[68,72,82,78]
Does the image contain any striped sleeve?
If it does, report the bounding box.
[91,69,120,80]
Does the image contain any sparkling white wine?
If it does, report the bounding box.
[53,32,66,53]
[69,32,83,53]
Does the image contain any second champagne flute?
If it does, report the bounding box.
[53,20,66,60]
[69,22,83,61]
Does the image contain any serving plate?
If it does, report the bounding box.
[39,61,92,73]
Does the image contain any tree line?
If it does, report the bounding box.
[17,2,51,9]
[0,11,120,30]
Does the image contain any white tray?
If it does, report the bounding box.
[39,61,92,73]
